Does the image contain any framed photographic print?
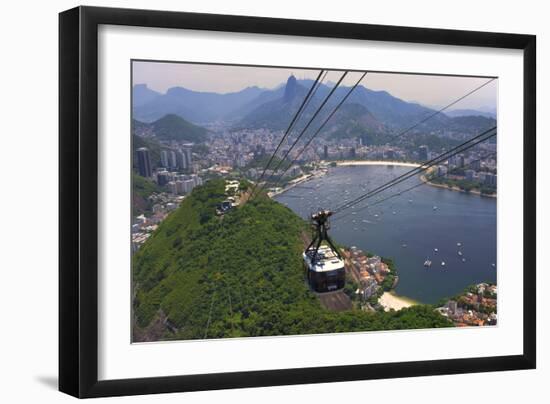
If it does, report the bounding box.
[59,6,536,398]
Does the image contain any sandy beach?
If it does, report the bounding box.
[336,160,421,168]
[379,291,418,312]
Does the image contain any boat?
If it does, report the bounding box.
[457,242,462,247]
[434,248,439,253]
[424,259,432,267]
[441,261,446,267]
[408,199,413,203]
[491,263,496,268]
[433,206,438,210]
[462,258,466,262]
[392,211,397,215]
[374,214,379,218]
[401,243,407,248]
[458,251,463,256]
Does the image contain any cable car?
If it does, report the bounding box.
[303,210,345,292]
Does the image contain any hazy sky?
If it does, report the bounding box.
[132,61,497,111]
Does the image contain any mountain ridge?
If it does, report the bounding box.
[133,77,496,140]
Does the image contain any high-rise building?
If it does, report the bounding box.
[471,159,482,170]
[157,171,170,186]
[183,179,195,194]
[175,180,185,194]
[160,150,169,168]
[168,181,177,194]
[168,151,177,170]
[418,145,429,161]
[136,147,152,177]
[183,146,193,167]
[478,172,487,183]
[485,173,497,187]
[176,151,187,171]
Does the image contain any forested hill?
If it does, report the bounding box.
[133,179,452,342]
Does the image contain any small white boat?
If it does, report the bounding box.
[441,261,446,267]
[374,214,379,218]
[402,244,407,248]
[457,242,462,247]
[434,248,439,253]
[424,259,432,267]
[462,258,466,263]
[392,211,397,215]
[408,199,413,203]
[433,206,438,210]
[458,251,463,256]
[491,263,496,268]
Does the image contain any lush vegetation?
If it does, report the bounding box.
[133,179,453,341]
[151,114,208,142]
[132,174,164,216]
[429,174,496,195]
[380,257,397,291]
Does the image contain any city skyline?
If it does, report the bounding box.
[133,61,497,112]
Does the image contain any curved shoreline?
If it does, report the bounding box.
[269,170,327,198]
[274,160,496,199]
[335,160,421,168]
[420,172,497,199]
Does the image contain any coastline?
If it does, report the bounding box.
[420,173,497,199]
[336,160,421,168]
[379,291,419,312]
[269,170,327,197]
[336,160,496,199]
[273,160,420,197]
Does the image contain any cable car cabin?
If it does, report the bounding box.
[303,244,345,292]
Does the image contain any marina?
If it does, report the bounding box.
[276,165,497,303]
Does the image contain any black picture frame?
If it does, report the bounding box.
[59,5,536,398]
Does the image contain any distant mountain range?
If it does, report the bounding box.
[133,83,264,123]
[133,76,496,142]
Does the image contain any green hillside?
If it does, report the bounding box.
[132,179,452,341]
[132,173,163,216]
[151,114,208,142]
